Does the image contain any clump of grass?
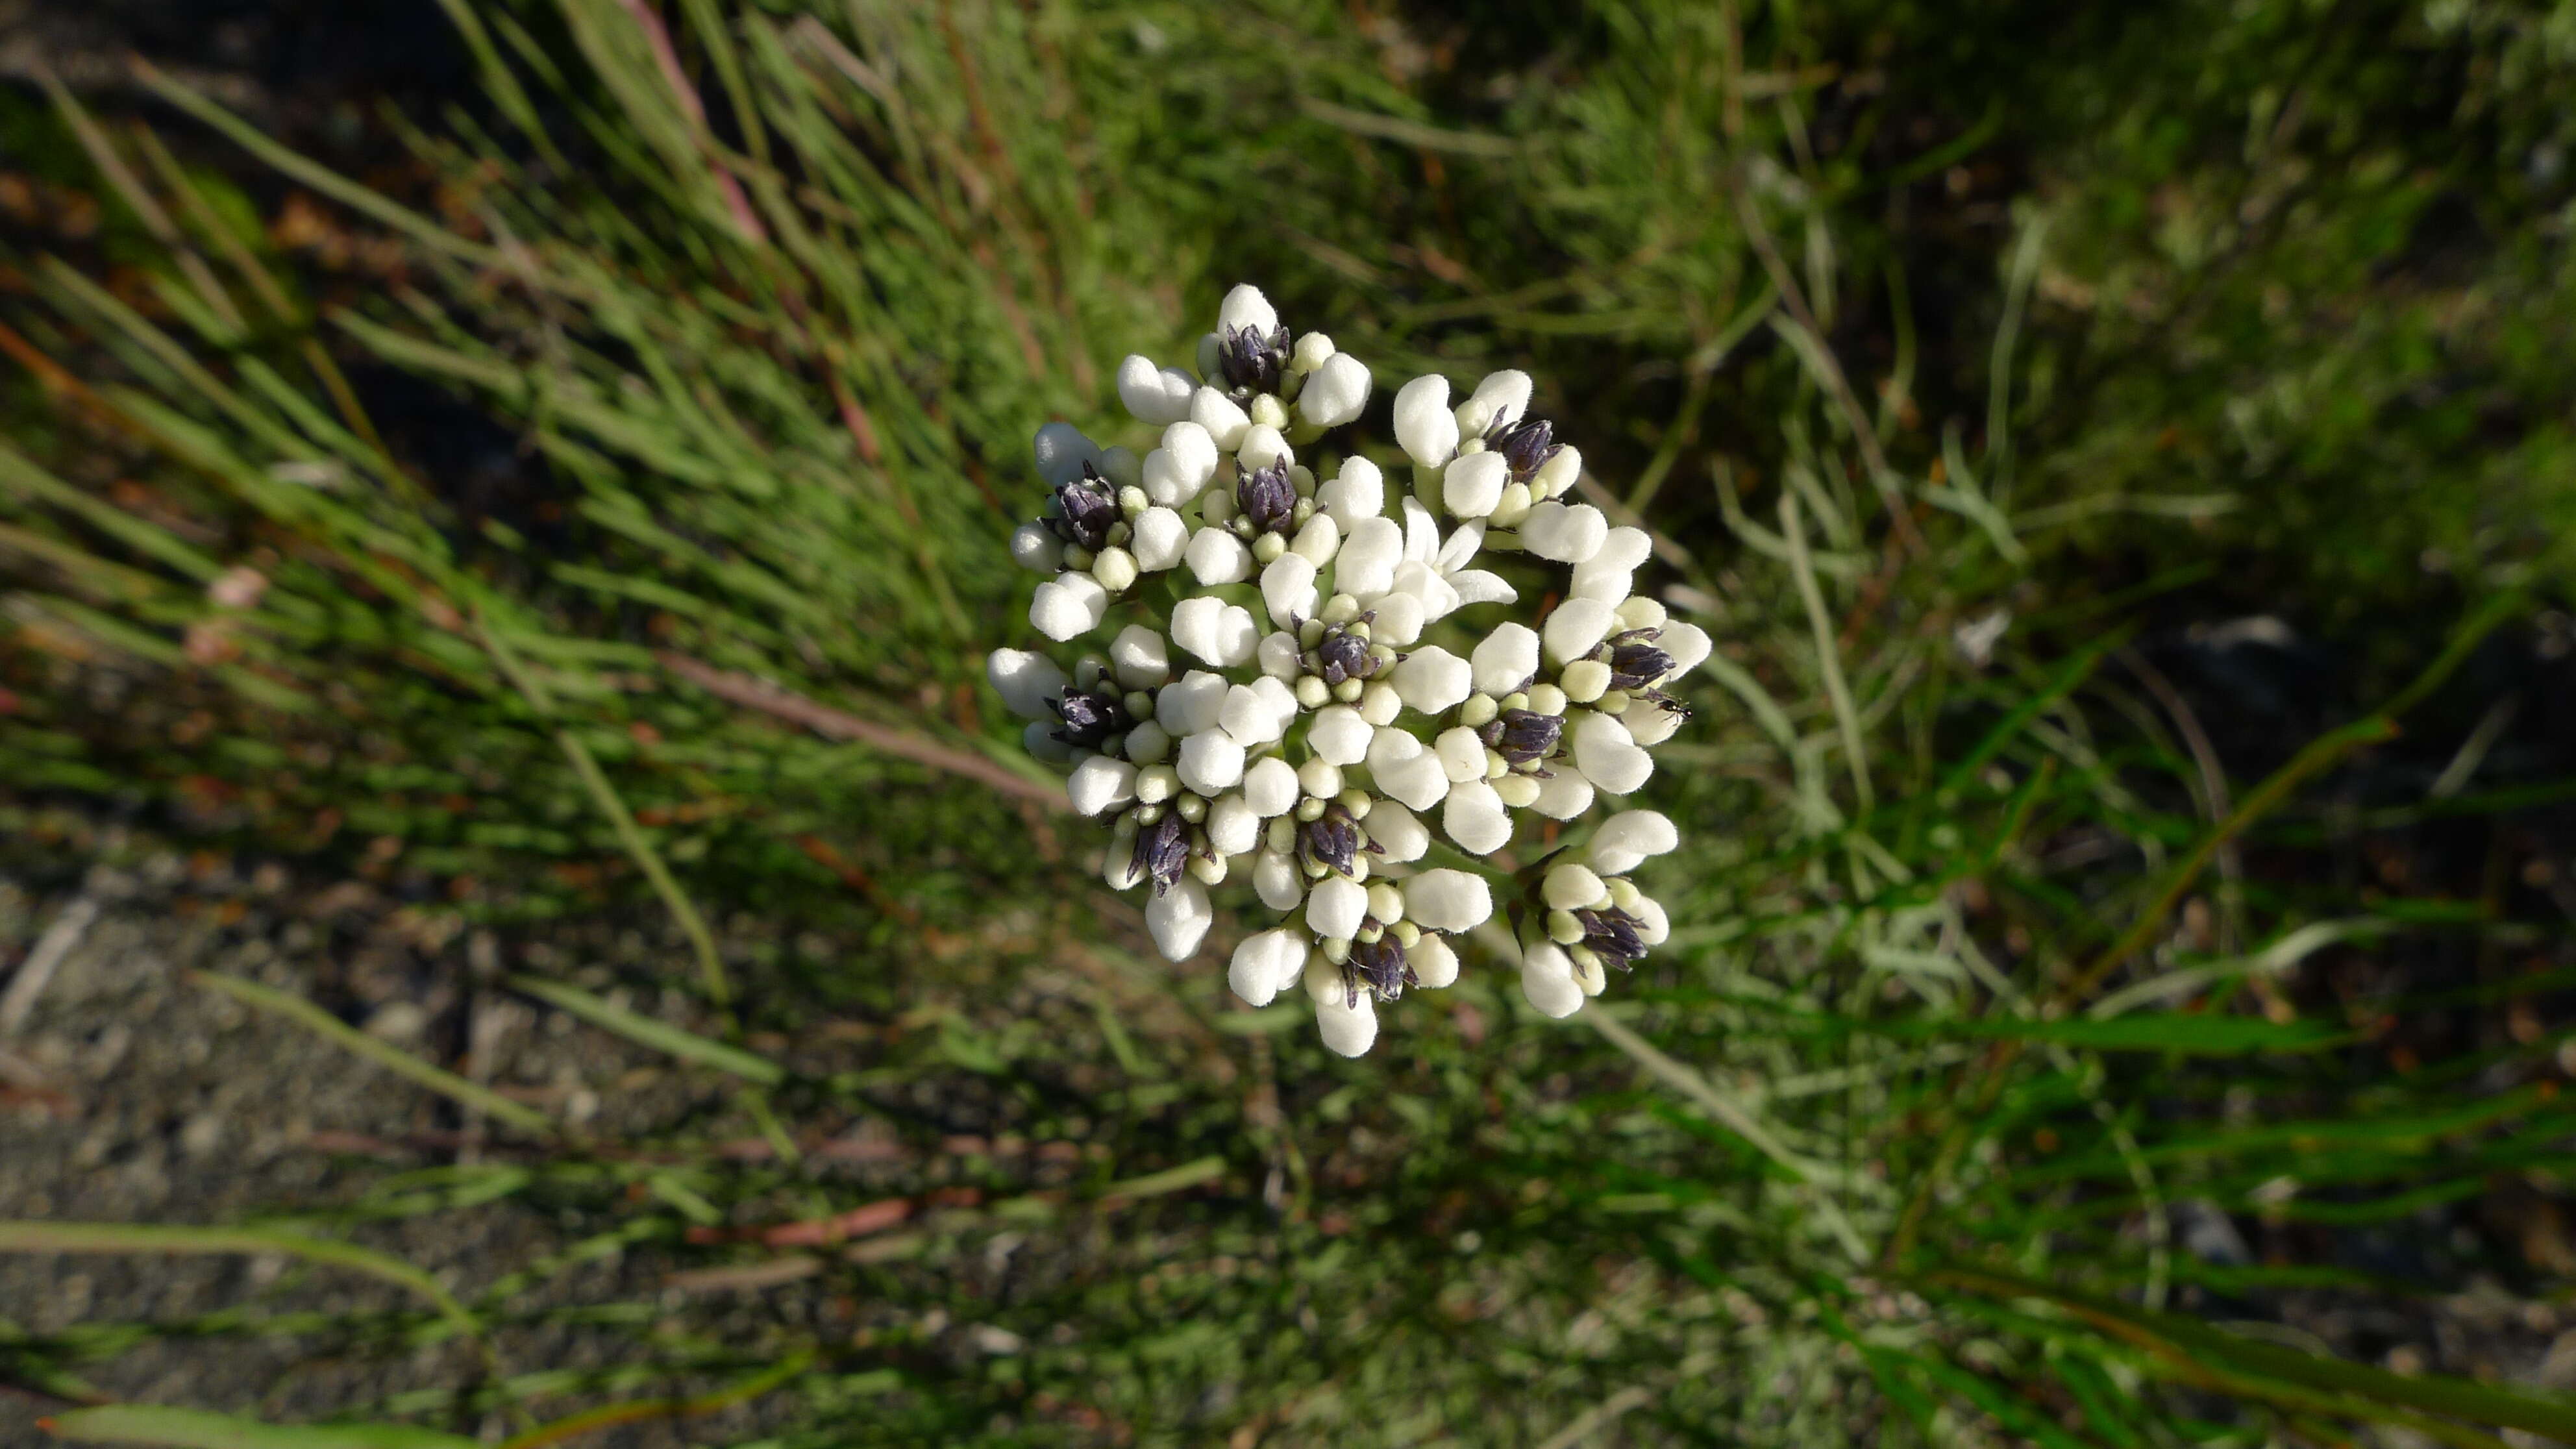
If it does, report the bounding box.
[2,2,2572,1445]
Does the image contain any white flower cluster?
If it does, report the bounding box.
[988,284,1705,1056]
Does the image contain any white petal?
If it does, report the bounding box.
[1032,421,1103,488]
[1468,369,1533,430]
[1441,450,1508,519]
[1573,525,1652,597]
[1217,282,1278,335]
[1334,515,1403,599]
[1446,569,1518,608]
[1307,705,1373,766]
[1542,597,1617,663]
[1403,868,1492,931]
[1212,604,1262,665]
[1391,645,1472,715]
[1207,791,1261,856]
[1166,421,1220,486]
[1305,875,1368,940]
[1257,629,1302,680]
[1146,877,1212,961]
[1157,669,1230,736]
[1393,374,1458,467]
[1520,501,1609,563]
[1290,513,1341,569]
[1544,864,1605,911]
[1572,711,1653,795]
[1132,508,1189,571]
[1632,895,1670,947]
[1260,553,1319,630]
[1251,675,1299,730]
[1315,992,1378,1057]
[1365,588,1426,647]
[1624,703,1685,746]
[1229,930,1300,1008]
[1177,729,1247,795]
[1067,756,1137,817]
[1531,767,1594,821]
[1435,724,1488,783]
[1238,424,1293,475]
[1472,623,1540,696]
[1659,622,1712,679]
[1410,932,1459,989]
[1254,849,1305,911]
[1590,810,1679,875]
[1435,517,1488,575]
[1185,526,1254,586]
[1102,832,1143,889]
[1392,560,1461,622]
[1441,780,1513,855]
[1116,355,1196,426]
[1400,497,1442,564]
[1030,572,1108,641]
[1109,626,1169,691]
[1009,521,1064,573]
[1364,801,1429,862]
[1300,351,1372,429]
[1520,943,1585,1018]
[1366,726,1451,811]
[1319,456,1384,528]
[986,648,1068,721]
[1220,683,1285,747]
[1023,720,1077,764]
[1189,388,1252,452]
[1533,443,1583,499]
[1243,756,1300,816]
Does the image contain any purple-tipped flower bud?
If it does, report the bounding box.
[1345,933,1414,1002]
[1574,906,1650,969]
[1046,462,1121,551]
[1480,708,1563,767]
[1132,811,1191,896]
[1049,686,1134,751]
[1237,459,1299,536]
[1298,802,1367,878]
[1487,414,1562,482]
[1217,322,1292,398]
[1605,631,1677,692]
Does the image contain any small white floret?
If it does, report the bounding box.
[1393,374,1459,467]
[1363,588,1426,647]
[1470,622,1539,697]
[1307,705,1372,766]
[1299,352,1372,429]
[1531,767,1594,821]
[1146,876,1213,961]
[1441,450,1508,519]
[1256,630,1302,680]
[1237,424,1293,475]
[1261,553,1319,630]
[1468,369,1533,431]
[1170,597,1258,667]
[1206,791,1260,856]
[1365,727,1450,811]
[1220,684,1285,747]
[1365,800,1428,862]
[1319,456,1384,528]
[1571,710,1653,795]
[1066,756,1137,817]
[1116,355,1198,426]
[1572,524,1650,600]
[1217,283,1278,335]
[1409,932,1459,989]
[1228,930,1302,1008]
[1403,869,1493,932]
[1435,725,1488,784]
[1542,597,1616,663]
[1520,943,1585,1019]
[1109,626,1169,691]
[1589,810,1679,874]
[1306,875,1368,940]
[1189,387,1252,451]
[1030,572,1109,641]
[1543,863,1605,911]
[1659,621,1712,679]
[986,648,1068,721]
[1032,421,1103,487]
[1624,704,1685,746]
[1023,720,1076,764]
[1157,669,1229,736]
[1441,780,1513,855]
[1291,514,1341,569]
[1335,515,1402,599]
[1184,526,1254,586]
[1315,992,1378,1058]
[1177,728,1248,795]
[1131,507,1189,571]
[1254,849,1304,911]
[1009,521,1064,573]
[1391,645,1472,715]
[1519,501,1609,563]
[1243,756,1300,816]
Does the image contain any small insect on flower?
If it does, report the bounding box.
[992,284,1703,1054]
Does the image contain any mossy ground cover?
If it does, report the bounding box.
[3,1,2575,1444]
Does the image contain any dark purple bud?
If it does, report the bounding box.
[1345,934,1414,1002]
[1314,625,1374,686]
[1480,708,1563,766]
[1487,415,1561,482]
[1605,631,1676,691]
[1299,804,1362,878]
[1048,686,1133,751]
[1574,907,1649,969]
[1217,323,1292,397]
[1236,459,1298,536]
[1046,462,1120,551]
[1132,811,1191,897]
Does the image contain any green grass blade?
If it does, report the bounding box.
[42,1406,475,1449]
[505,976,782,1085]
[190,972,556,1138]
[0,1222,478,1344]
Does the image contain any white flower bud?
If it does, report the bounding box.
[1260,552,1319,630]
[1131,507,1189,571]
[1533,443,1582,499]
[1251,674,1298,728]
[1291,513,1341,569]
[1103,836,1144,889]
[1292,331,1335,370]
[1146,876,1213,961]
[1358,681,1404,726]
[1217,282,1278,335]
[1659,621,1711,679]
[1493,773,1541,808]
[1624,703,1685,746]
[986,648,1068,721]
[1207,791,1261,856]
[1125,719,1171,764]
[1572,710,1653,795]
[1157,669,1229,736]
[1589,809,1679,874]
[1299,351,1372,429]
[1393,374,1459,467]
[1561,659,1613,704]
[1615,597,1667,633]
[1391,645,1473,715]
[1298,758,1344,799]
[1238,423,1293,474]
[1255,848,1304,911]
[1116,355,1198,426]
[1409,932,1459,989]
[1177,728,1247,795]
[1572,524,1651,601]
[1256,629,1302,680]
[1067,756,1137,817]
[1219,683,1283,747]
[1308,705,1372,765]
[1032,421,1103,488]
[1089,547,1138,594]
[1024,720,1077,763]
[1315,992,1378,1058]
[1030,572,1109,641]
[1009,521,1065,573]
[1518,501,1609,563]
[1632,894,1670,946]
[1183,526,1254,587]
[1228,929,1302,1008]
[1365,588,1426,647]
[1531,767,1594,821]
[1576,952,1608,997]
[1170,596,1258,667]
[1468,369,1532,430]
[1350,806,1418,868]
[1306,874,1368,939]
[1471,622,1540,697]
[1189,387,1252,451]
[1542,597,1616,663]
[1403,868,1492,931]
[1441,780,1513,855]
[1435,725,1489,784]
[1520,943,1585,1019]
[1441,450,1509,519]
[1335,515,1402,599]
[1319,456,1385,528]
[1303,948,1346,1003]
[1543,863,1605,911]
[1367,726,1450,811]
[1109,626,1170,691]
[1243,756,1300,816]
